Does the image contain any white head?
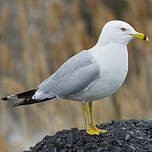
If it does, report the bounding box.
[98,20,149,46]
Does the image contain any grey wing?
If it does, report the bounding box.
[38,50,100,98]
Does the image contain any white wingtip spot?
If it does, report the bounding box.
[7,95,18,100]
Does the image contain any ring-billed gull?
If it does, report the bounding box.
[1,20,149,135]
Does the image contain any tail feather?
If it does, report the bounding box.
[1,89,56,107]
[1,89,37,101]
[1,94,18,101]
[13,97,55,107]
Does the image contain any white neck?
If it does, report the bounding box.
[91,43,128,72]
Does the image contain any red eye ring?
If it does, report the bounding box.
[120,27,127,32]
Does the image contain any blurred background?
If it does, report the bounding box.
[0,0,152,151]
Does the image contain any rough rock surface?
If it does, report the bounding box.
[25,120,152,152]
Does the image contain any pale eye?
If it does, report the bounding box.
[120,27,127,32]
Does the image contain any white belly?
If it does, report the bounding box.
[66,44,128,102]
[82,67,128,101]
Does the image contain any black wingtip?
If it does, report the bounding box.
[1,96,8,101]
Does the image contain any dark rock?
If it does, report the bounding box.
[24,120,152,152]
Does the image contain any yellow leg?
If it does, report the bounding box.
[88,101,107,135]
[89,101,95,127]
[81,103,89,128]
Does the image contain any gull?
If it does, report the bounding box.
[1,20,149,135]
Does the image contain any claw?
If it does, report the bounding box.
[86,125,107,135]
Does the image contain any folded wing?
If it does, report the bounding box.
[36,50,100,99]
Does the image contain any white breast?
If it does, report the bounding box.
[69,43,128,102]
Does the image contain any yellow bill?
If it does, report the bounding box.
[129,32,149,41]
